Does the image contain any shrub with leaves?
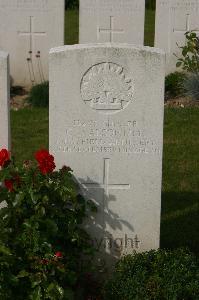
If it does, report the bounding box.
[0,149,96,299]
[27,81,49,108]
[184,72,199,101]
[165,71,186,98]
[176,31,199,73]
[103,248,199,300]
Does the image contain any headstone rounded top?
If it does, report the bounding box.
[50,43,165,56]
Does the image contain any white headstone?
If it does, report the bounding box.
[49,44,165,265]
[0,50,10,150]
[79,0,145,44]
[0,0,65,87]
[155,0,199,74]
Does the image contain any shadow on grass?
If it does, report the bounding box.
[161,192,199,255]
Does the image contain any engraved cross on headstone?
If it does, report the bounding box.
[81,158,130,202]
[173,14,199,36]
[98,16,124,42]
[18,16,46,54]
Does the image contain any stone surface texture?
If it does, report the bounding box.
[79,0,145,44]
[49,44,165,265]
[0,50,10,150]
[155,0,199,74]
[0,0,65,87]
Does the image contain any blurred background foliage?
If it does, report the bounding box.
[145,0,156,10]
[65,0,79,9]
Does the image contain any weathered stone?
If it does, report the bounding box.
[79,0,145,44]
[49,44,165,266]
[155,0,199,74]
[0,50,10,150]
[0,0,65,86]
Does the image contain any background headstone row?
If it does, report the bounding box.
[0,0,199,88]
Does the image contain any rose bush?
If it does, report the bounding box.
[0,149,96,299]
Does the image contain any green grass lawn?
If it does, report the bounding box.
[144,9,155,46]
[65,9,155,46]
[11,108,48,163]
[65,9,79,44]
[10,107,199,255]
[161,108,199,254]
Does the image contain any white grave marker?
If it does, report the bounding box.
[49,44,165,265]
[0,50,10,211]
[79,0,145,44]
[155,0,199,74]
[0,50,10,150]
[0,0,65,86]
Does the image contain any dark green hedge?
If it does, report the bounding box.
[146,0,156,10]
[27,81,49,108]
[65,0,79,9]
[103,249,199,300]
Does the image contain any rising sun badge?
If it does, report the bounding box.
[80,62,134,114]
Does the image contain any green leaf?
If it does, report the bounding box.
[182,48,188,57]
[23,221,32,229]
[38,206,46,217]
[42,195,49,204]
[44,219,58,235]
[46,283,65,299]
[0,206,9,217]
[176,61,182,68]
[56,286,64,296]
[0,244,11,255]
[31,286,41,300]
[46,283,56,293]
[31,280,42,289]
[17,270,29,278]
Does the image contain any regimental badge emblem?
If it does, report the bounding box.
[80,62,134,114]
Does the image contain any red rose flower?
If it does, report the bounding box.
[4,174,21,192]
[4,179,14,192]
[0,149,10,167]
[35,149,56,175]
[55,251,63,258]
